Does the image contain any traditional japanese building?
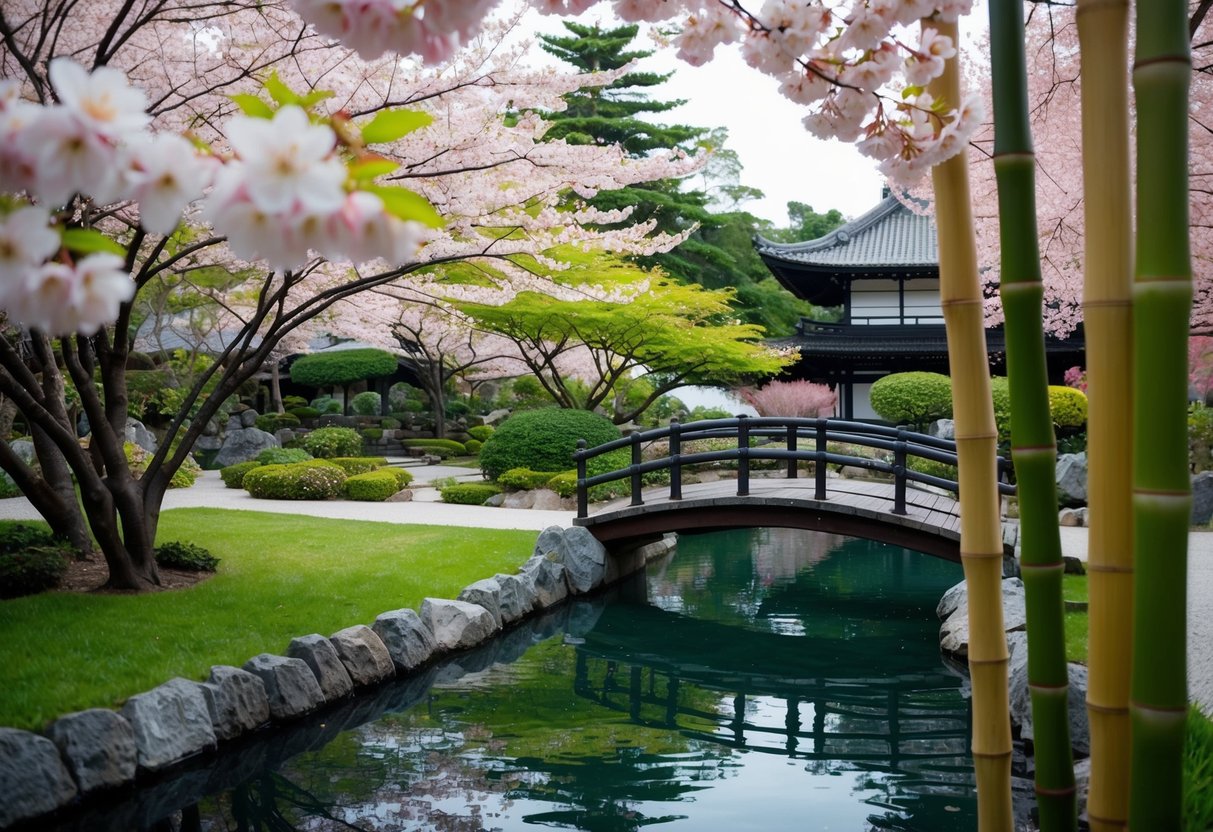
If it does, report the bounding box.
[754,194,1085,420]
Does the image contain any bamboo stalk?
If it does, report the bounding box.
[928,18,1013,831]
[988,2,1075,828]
[1076,1,1135,828]
[1129,2,1192,826]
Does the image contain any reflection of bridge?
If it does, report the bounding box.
[573,417,1016,563]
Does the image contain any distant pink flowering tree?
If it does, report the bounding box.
[739,380,838,418]
[1190,337,1213,401]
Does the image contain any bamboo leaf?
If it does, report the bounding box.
[367,185,444,228]
[229,94,274,118]
[61,228,125,256]
[361,109,433,144]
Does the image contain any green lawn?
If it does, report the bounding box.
[1063,573,1088,663]
[0,509,535,730]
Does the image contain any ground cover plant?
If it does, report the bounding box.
[0,511,535,730]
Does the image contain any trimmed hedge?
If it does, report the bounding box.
[255,448,312,466]
[243,460,347,500]
[467,425,495,442]
[497,468,558,491]
[869,372,953,428]
[351,391,382,416]
[328,457,388,475]
[302,427,362,458]
[406,444,457,459]
[221,461,261,489]
[1049,385,1088,428]
[154,541,220,572]
[343,468,413,501]
[290,349,397,388]
[361,428,383,441]
[381,417,401,429]
[439,483,502,505]
[546,471,577,498]
[464,438,483,455]
[402,438,468,454]
[255,412,301,433]
[289,406,321,420]
[0,525,71,598]
[479,408,620,480]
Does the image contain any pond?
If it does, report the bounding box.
[57,528,989,832]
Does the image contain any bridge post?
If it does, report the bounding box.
[669,419,682,501]
[576,439,588,519]
[815,421,828,500]
[630,432,643,507]
[786,422,798,479]
[892,427,908,515]
[736,414,750,497]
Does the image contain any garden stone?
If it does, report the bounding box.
[1059,507,1084,527]
[225,415,244,433]
[0,728,78,827]
[200,666,270,742]
[938,578,1027,657]
[194,435,222,454]
[329,625,395,687]
[1193,471,1213,525]
[213,427,279,467]
[521,554,569,609]
[240,409,259,428]
[533,526,565,558]
[125,418,158,452]
[120,678,217,772]
[530,488,566,511]
[47,709,136,794]
[929,418,955,440]
[202,418,220,437]
[241,654,324,720]
[556,526,607,594]
[1009,636,1090,755]
[9,439,35,466]
[286,636,353,702]
[387,488,413,502]
[372,609,437,672]
[1055,452,1088,505]
[936,580,969,620]
[503,490,536,509]
[458,578,504,631]
[274,428,296,446]
[421,598,497,652]
[494,572,537,624]
[483,408,511,426]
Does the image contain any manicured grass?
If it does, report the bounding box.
[0,509,535,730]
[1062,573,1088,663]
[1186,707,1213,831]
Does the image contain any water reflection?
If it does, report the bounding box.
[54,529,991,832]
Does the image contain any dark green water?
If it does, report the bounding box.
[59,529,983,831]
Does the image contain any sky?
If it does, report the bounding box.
[514,7,888,227]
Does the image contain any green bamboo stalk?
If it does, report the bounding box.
[1076,2,1135,829]
[1129,2,1192,827]
[988,2,1075,828]
[928,18,1014,831]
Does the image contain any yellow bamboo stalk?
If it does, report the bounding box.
[1076,2,1134,828]
[928,18,1013,831]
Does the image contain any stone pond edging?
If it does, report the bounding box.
[0,526,677,829]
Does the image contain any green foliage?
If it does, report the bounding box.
[302,427,363,458]
[546,471,578,498]
[990,376,1013,444]
[1185,707,1213,831]
[351,391,382,416]
[497,468,558,491]
[243,460,347,500]
[282,395,309,410]
[582,447,670,502]
[907,455,958,483]
[406,444,456,459]
[255,412,301,433]
[467,425,495,442]
[289,406,321,420]
[361,428,383,441]
[869,372,954,429]
[0,524,71,598]
[439,483,502,505]
[465,438,483,455]
[687,405,733,421]
[402,438,467,454]
[0,474,22,499]
[154,541,219,572]
[381,417,401,429]
[124,441,200,489]
[1048,385,1089,428]
[255,448,312,466]
[763,201,847,243]
[290,349,397,389]
[220,461,262,489]
[479,408,621,480]
[1190,403,1213,473]
[310,397,344,415]
[1057,432,1088,456]
[327,457,388,475]
[343,469,409,501]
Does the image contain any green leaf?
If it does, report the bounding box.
[367,186,444,229]
[298,88,335,108]
[229,94,274,118]
[902,85,924,100]
[360,109,433,145]
[264,71,299,107]
[348,158,400,182]
[61,228,126,256]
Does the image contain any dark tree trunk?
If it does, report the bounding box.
[270,363,284,414]
[30,429,95,558]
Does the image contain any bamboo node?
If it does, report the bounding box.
[1019,561,1065,572]
[1034,784,1077,798]
[1086,563,1134,574]
[970,750,1014,760]
[1085,700,1129,715]
[959,550,1007,561]
[1086,811,1128,829]
[967,656,1010,666]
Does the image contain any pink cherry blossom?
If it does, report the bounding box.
[0,206,60,293]
[71,253,135,335]
[127,134,214,235]
[48,57,150,138]
[224,105,345,215]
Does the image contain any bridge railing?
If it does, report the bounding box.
[572,416,1016,519]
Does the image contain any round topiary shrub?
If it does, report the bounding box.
[255,447,313,466]
[291,350,398,391]
[402,438,467,454]
[350,391,382,416]
[479,408,620,480]
[255,412,301,433]
[1048,385,1088,428]
[310,397,343,415]
[243,460,347,500]
[467,425,494,442]
[869,372,953,428]
[343,469,407,501]
[497,468,558,491]
[465,438,482,455]
[289,406,321,420]
[221,461,262,489]
[302,426,363,458]
[439,483,502,505]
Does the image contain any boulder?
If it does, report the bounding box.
[120,678,217,771]
[241,654,325,720]
[274,428,296,446]
[199,666,270,742]
[1059,507,1084,527]
[125,418,158,453]
[1008,634,1090,755]
[225,415,244,434]
[929,418,956,440]
[531,489,566,511]
[556,526,607,594]
[458,578,504,631]
[240,409,259,428]
[9,439,35,466]
[1193,471,1213,525]
[0,728,78,827]
[329,625,395,687]
[421,598,497,652]
[286,636,353,702]
[202,418,220,437]
[372,609,437,672]
[213,427,280,468]
[936,580,969,620]
[533,526,565,558]
[483,492,506,507]
[503,490,536,509]
[47,709,136,794]
[193,435,222,454]
[387,488,414,502]
[1055,452,1088,506]
[938,578,1028,657]
[482,408,511,426]
[521,554,569,609]
[494,573,538,625]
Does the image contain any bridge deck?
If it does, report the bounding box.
[575,474,1010,563]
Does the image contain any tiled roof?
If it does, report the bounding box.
[754,195,937,270]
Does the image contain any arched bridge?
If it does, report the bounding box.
[572,417,1017,563]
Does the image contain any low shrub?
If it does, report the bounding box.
[584,447,669,502]
[0,474,22,499]
[328,457,388,475]
[990,376,1013,444]
[479,408,620,480]
[154,540,220,572]
[869,372,953,429]
[361,428,383,441]
[465,438,482,455]
[1186,707,1213,832]
[440,483,502,505]
[1048,385,1088,428]
[220,461,261,489]
[343,469,409,501]
[0,546,69,598]
[0,524,60,553]
[1057,432,1088,456]
[381,417,401,430]
[254,412,301,433]
[497,468,557,491]
[351,391,382,416]
[255,447,313,466]
[467,425,495,442]
[547,470,577,498]
[282,395,309,410]
[289,406,321,420]
[125,441,200,489]
[302,426,362,458]
[402,438,467,454]
[310,397,343,415]
[243,460,347,500]
[907,455,958,483]
[406,444,456,459]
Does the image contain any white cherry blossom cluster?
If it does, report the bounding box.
[289,0,501,61]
